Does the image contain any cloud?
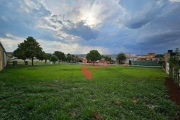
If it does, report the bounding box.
[117,0,166,29]
[62,21,99,40]
[0,34,25,51]
[125,17,151,29]
[138,30,180,45]
[0,0,52,38]
[170,0,180,2]
[0,0,180,55]
[0,34,109,54]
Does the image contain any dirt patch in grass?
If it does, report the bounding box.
[165,78,180,105]
[164,77,180,120]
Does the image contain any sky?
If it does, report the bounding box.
[0,0,180,55]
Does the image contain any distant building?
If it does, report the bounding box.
[148,52,155,57]
[123,54,137,63]
[0,42,7,71]
[137,52,157,61]
[110,54,117,61]
[164,50,172,62]
[115,53,137,64]
[80,57,86,62]
[164,49,180,62]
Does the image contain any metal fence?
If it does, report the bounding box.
[131,61,161,66]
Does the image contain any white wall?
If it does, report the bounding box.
[123,58,137,63]
[3,52,7,67]
[166,62,169,74]
[0,49,2,71]
[165,63,180,87]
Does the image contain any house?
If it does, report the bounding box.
[0,41,7,71]
[148,52,155,57]
[164,50,171,62]
[78,57,86,62]
[163,49,180,65]
[123,54,137,63]
[115,53,137,64]
[164,50,177,62]
[99,57,105,63]
[137,52,156,61]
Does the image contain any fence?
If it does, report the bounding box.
[131,61,161,66]
[165,62,180,87]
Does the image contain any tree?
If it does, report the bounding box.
[24,37,43,66]
[13,42,26,63]
[53,51,65,63]
[38,51,51,64]
[66,53,73,62]
[117,53,126,64]
[50,55,58,65]
[44,53,51,64]
[72,54,75,61]
[37,51,45,61]
[169,49,180,84]
[86,50,101,64]
[104,56,111,62]
[13,36,43,66]
[75,56,79,62]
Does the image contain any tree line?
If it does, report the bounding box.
[86,50,126,64]
[13,36,81,65]
[13,36,126,65]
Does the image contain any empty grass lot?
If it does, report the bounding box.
[0,64,179,120]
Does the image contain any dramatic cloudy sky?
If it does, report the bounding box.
[0,0,180,54]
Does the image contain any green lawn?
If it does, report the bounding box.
[0,64,179,120]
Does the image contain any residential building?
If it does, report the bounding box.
[0,41,7,71]
[164,50,172,62]
[164,49,180,62]
[115,53,137,64]
[148,52,155,57]
[137,52,156,61]
[123,54,137,63]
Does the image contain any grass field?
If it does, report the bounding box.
[0,64,179,120]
